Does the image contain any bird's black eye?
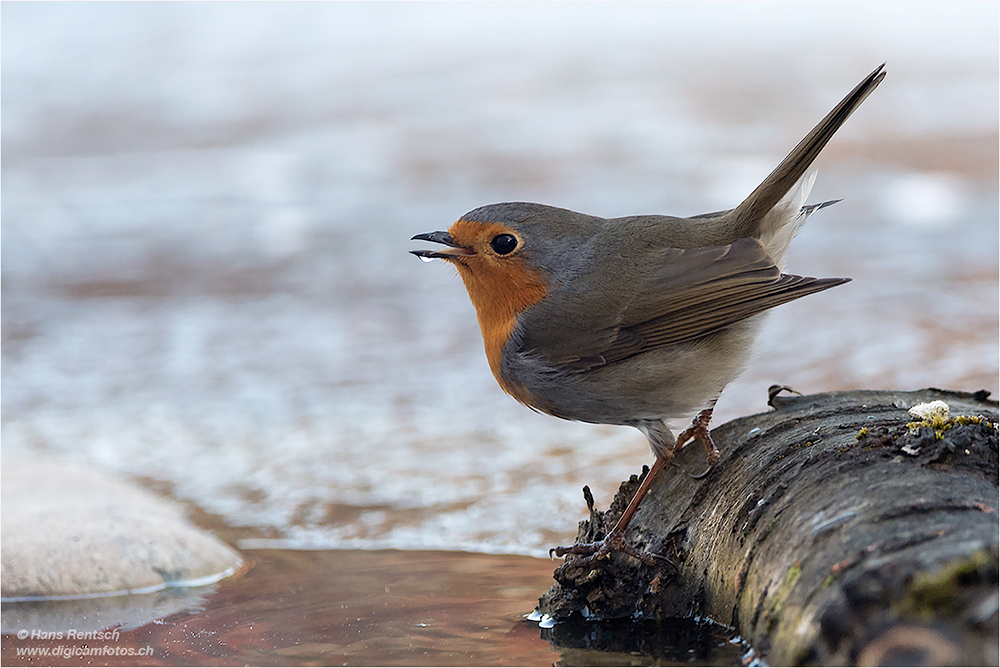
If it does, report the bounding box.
[490,233,518,256]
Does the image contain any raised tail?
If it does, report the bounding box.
[728,63,886,237]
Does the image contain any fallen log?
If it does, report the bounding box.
[536,388,998,666]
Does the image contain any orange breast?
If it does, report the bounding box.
[447,220,548,407]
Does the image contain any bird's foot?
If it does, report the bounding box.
[550,531,669,568]
[676,407,720,479]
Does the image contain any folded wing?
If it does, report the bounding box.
[519,237,848,372]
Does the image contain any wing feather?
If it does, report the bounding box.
[517,237,848,371]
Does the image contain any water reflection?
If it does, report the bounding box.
[3,549,746,666]
[2,584,220,636]
[542,617,747,667]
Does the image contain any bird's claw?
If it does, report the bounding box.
[687,446,721,480]
[675,407,720,479]
[550,541,602,559]
[551,533,670,569]
[687,463,716,480]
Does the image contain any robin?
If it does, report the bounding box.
[412,64,885,564]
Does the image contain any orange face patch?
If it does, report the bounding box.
[442,219,548,401]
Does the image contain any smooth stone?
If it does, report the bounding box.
[1,452,242,601]
[2,585,218,634]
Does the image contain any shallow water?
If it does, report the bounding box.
[2,549,748,667]
[1,4,998,664]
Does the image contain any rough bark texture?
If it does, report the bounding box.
[537,388,999,666]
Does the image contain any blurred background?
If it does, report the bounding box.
[3,2,997,558]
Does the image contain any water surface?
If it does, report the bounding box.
[3,549,748,666]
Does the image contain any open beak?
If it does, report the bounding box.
[410,231,473,260]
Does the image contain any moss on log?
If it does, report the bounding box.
[537,388,998,666]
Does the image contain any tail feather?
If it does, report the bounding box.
[760,172,841,267]
[729,64,886,238]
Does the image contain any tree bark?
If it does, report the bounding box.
[537,388,999,666]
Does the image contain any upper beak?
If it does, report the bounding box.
[410,231,473,260]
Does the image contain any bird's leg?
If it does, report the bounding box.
[550,405,720,565]
[680,404,720,479]
[550,453,673,566]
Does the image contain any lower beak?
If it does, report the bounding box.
[410,231,473,259]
